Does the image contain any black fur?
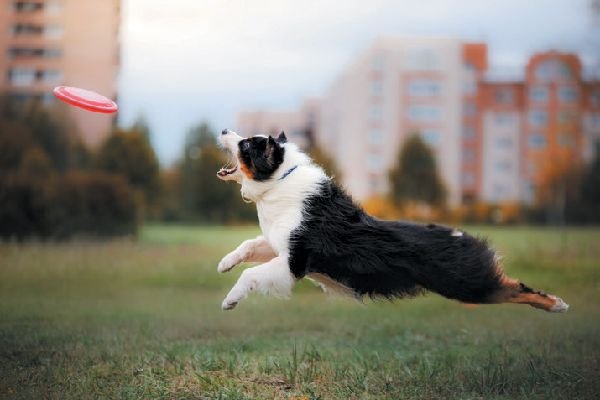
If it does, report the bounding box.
[289,180,504,303]
[238,136,285,181]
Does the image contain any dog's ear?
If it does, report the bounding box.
[266,136,277,157]
[276,131,287,144]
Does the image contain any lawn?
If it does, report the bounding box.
[1,225,599,399]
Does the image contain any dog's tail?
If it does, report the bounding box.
[490,276,569,312]
[404,226,569,313]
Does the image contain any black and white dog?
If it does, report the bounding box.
[216,129,568,313]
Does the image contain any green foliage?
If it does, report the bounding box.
[96,128,160,205]
[0,172,139,240]
[309,145,342,180]
[0,95,74,173]
[179,122,255,223]
[389,134,447,206]
[0,96,142,239]
[578,151,600,222]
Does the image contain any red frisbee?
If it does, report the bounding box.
[53,86,118,114]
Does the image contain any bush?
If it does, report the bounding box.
[0,172,139,240]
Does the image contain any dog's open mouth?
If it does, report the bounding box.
[217,166,237,177]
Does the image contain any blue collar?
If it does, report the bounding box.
[279,165,298,180]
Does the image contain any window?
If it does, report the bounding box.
[407,80,441,97]
[494,112,514,126]
[530,86,548,103]
[41,69,62,83]
[462,149,475,163]
[558,86,578,103]
[463,102,477,117]
[46,1,63,14]
[535,59,573,81]
[493,184,507,199]
[528,161,537,174]
[462,80,477,95]
[369,104,383,120]
[528,110,548,127]
[11,23,43,35]
[462,172,475,186]
[407,105,441,122]
[8,47,62,58]
[12,1,44,12]
[558,134,574,147]
[421,130,440,147]
[405,48,441,71]
[371,54,385,71]
[495,88,513,104]
[408,105,441,121]
[528,134,547,149]
[590,113,600,128]
[8,68,36,86]
[495,161,511,172]
[496,137,513,149]
[463,126,475,140]
[591,91,600,107]
[368,129,384,145]
[45,25,64,38]
[558,111,576,124]
[370,80,383,96]
[367,154,384,171]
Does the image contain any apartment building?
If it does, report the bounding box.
[235,39,600,206]
[318,37,481,205]
[480,52,600,204]
[0,0,120,147]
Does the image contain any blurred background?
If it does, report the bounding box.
[1,0,599,236]
[1,1,600,399]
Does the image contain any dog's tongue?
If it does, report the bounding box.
[217,167,237,177]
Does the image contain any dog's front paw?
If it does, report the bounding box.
[221,298,239,310]
[217,253,241,273]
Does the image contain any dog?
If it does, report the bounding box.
[216,129,569,313]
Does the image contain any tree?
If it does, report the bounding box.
[95,128,160,206]
[389,134,446,206]
[132,114,152,143]
[310,145,342,180]
[0,95,73,173]
[578,147,600,222]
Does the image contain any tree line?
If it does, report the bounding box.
[1,94,598,240]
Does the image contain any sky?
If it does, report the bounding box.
[118,0,598,165]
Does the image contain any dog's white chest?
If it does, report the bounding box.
[256,201,303,254]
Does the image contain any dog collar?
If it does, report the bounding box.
[279,165,298,180]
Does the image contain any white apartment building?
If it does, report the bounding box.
[318,37,478,205]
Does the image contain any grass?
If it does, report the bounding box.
[0,225,599,399]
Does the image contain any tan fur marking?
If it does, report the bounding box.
[307,273,356,297]
[240,162,254,179]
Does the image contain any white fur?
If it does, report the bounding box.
[217,235,276,273]
[217,130,327,309]
[221,256,296,310]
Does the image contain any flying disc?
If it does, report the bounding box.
[53,86,118,114]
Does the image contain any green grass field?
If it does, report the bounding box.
[1,225,599,399]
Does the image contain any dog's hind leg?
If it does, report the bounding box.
[490,277,569,312]
[221,256,295,310]
[217,235,277,273]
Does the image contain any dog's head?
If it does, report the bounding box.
[217,129,288,184]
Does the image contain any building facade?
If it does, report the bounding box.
[234,38,600,206]
[0,0,120,147]
[480,52,600,204]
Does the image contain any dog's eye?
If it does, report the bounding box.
[242,141,250,151]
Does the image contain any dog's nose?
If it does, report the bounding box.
[221,129,229,135]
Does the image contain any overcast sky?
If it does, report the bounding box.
[118,0,598,165]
